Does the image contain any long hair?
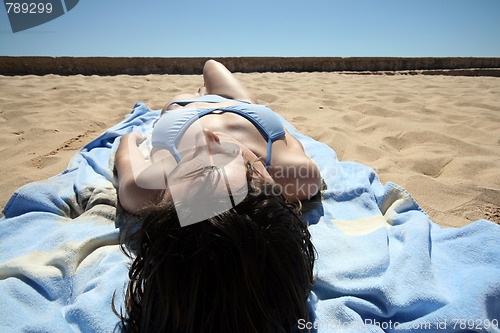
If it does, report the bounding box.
[116,165,316,332]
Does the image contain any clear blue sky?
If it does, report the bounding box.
[1,0,499,57]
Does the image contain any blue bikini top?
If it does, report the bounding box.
[151,95,286,168]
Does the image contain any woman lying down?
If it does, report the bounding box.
[115,59,322,332]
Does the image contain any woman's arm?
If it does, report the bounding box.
[269,130,322,202]
[115,132,164,214]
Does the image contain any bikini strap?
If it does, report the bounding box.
[265,140,273,169]
[168,95,250,108]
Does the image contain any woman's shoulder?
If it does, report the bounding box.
[268,130,322,201]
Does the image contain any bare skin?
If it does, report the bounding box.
[116,60,321,214]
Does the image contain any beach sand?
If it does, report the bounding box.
[1,72,499,227]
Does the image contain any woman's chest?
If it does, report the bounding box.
[196,112,269,156]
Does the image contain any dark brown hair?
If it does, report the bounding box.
[116,167,315,332]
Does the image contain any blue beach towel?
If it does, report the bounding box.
[1,102,499,332]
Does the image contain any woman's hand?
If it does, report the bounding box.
[122,132,146,146]
[116,132,162,214]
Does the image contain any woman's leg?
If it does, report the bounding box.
[162,60,255,113]
[161,93,197,112]
[161,85,206,113]
[202,60,257,103]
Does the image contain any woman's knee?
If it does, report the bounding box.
[203,59,223,74]
[202,60,257,103]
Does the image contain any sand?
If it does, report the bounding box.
[1,72,499,227]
